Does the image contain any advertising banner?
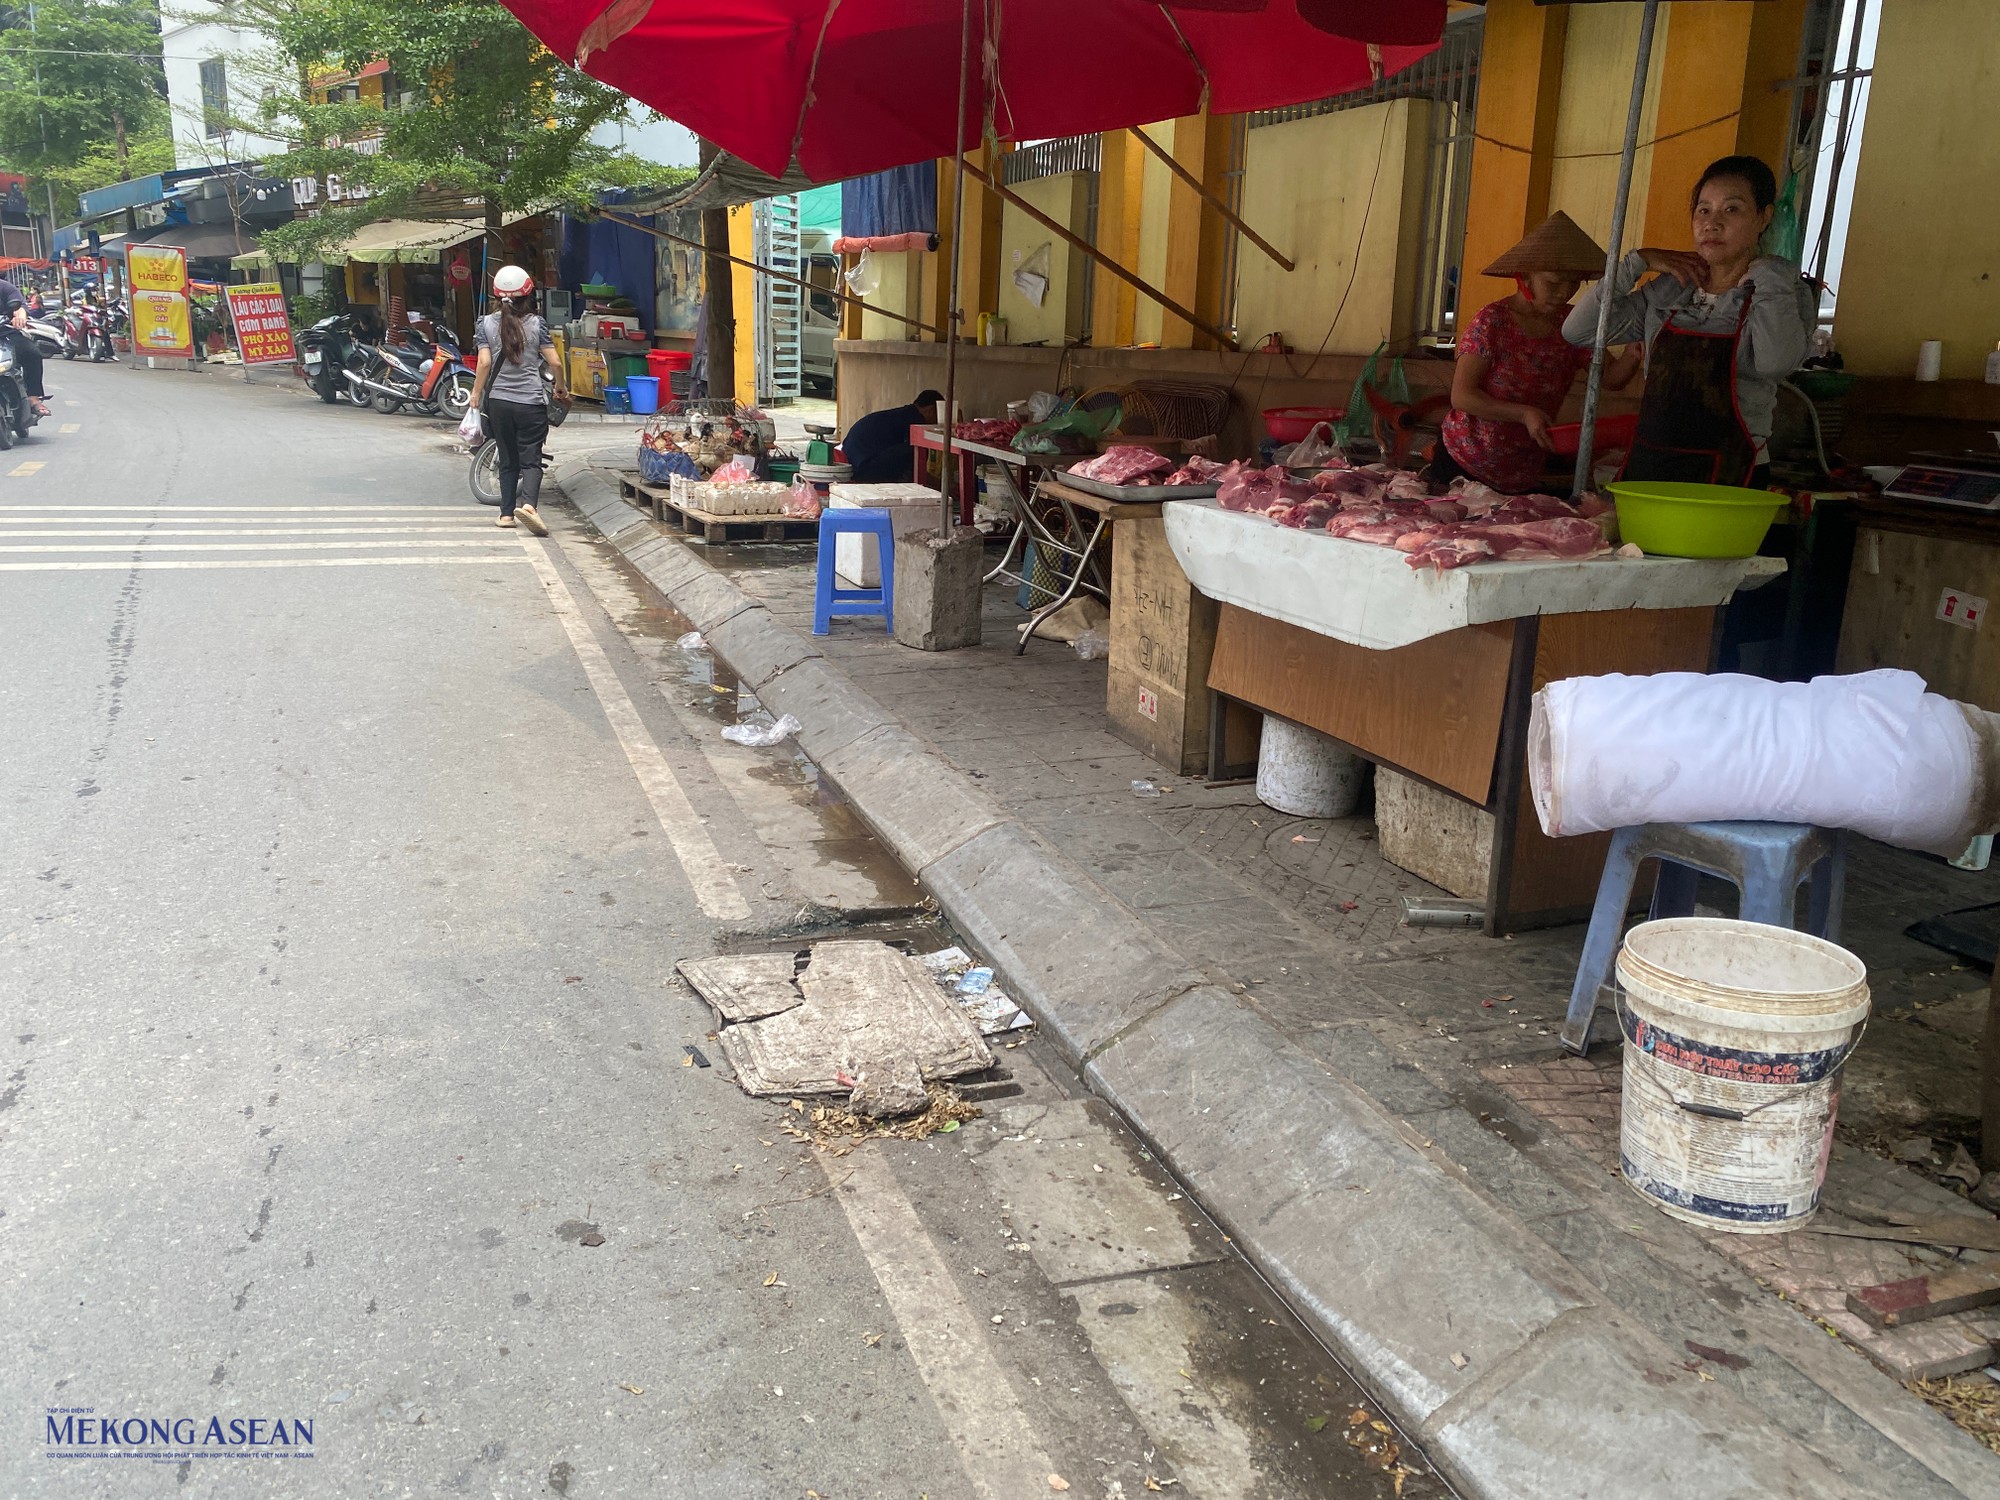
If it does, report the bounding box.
[223,283,296,365]
[126,244,194,358]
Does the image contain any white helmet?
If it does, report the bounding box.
[492,264,534,299]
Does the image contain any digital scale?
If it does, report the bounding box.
[1882,451,2000,512]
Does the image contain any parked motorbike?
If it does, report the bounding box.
[25,316,61,359]
[296,314,367,405]
[0,328,45,449]
[346,334,475,420]
[59,304,114,362]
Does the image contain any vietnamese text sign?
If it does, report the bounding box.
[127,245,193,358]
[224,283,296,365]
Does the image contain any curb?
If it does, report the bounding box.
[549,459,1993,1500]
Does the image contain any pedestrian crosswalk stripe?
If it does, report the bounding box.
[0,539,526,554]
[8,461,43,476]
[0,556,525,572]
[0,527,490,538]
[58,423,78,434]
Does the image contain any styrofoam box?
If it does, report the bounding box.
[829,483,946,588]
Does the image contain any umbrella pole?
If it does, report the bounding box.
[939,0,974,533]
[1572,0,1660,499]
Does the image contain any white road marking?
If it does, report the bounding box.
[831,1149,1059,1499]
[57,423,78,434]
[0,527,491,538]
[9,461,44,476]
[521,538,749,922]
[0,556,522,572]
[0,539,524,554]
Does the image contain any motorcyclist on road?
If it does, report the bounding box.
[0,276,53,416]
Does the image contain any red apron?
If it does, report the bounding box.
[1621,288,1757,486]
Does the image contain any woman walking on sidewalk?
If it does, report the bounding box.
[470,265,567,535]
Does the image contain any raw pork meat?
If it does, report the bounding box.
[1403,516,1610,571]
[1488,492,1576,522]
[1070,445,1175,485]
[1384,471,1433,502]
[1424,501,1468,524]
[1402,534,1497,570]
[1216,462,1311,516]
[1313,468,1389,504]
[1446,477,1510,514]
[1163,454,1227,486]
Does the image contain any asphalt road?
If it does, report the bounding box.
[1,362,1441,1500]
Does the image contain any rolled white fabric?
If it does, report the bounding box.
[1529,669,1980,855]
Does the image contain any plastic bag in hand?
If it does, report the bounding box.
[457,408,483,445]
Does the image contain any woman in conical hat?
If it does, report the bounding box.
[1436,212,1638,494]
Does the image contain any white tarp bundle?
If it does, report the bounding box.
[1529,668,2000,856]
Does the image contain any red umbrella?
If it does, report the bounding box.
[505,0,1445,179]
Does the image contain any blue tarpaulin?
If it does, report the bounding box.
[561,189,657,333]
[840,164,935,241]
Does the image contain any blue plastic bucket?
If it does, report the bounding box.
[603,385,631,414]
[626,374,661,414]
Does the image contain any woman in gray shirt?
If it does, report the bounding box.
[471,263,568,534]
[1564,155,1816,486]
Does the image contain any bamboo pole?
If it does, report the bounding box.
[956,158,1239,351]
[1126,126,1294,273]
[598,210,945,338]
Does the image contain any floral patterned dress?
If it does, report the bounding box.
[1441,299,1592,493]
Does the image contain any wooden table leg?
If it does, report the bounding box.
[1983,987,2000,1172]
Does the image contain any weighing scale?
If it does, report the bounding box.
[1882,451,2000,512]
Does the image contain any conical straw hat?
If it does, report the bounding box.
[1482,211,1609,278]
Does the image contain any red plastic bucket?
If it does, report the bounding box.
[646,349,693,381]
[1262,406,1344,443]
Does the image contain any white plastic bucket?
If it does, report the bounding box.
[1256,715,1370,819]
[1615,917,1869,1234]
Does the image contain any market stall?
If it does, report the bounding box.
[1146,490,1781,936]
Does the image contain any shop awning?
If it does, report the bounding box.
[235,208,546,270]
[108,221,263,263]
[620,154,823,216]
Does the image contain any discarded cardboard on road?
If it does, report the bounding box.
[679,940,993,1103]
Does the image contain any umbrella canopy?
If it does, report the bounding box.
[503,0,1446,179]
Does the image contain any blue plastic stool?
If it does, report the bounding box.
[1560,821,1847,1056]
[814,507,895,635]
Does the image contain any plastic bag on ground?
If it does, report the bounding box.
[711,456,757,485]
[1072,629,1110,660]
[676,631,706,652]
[457,407,483,445]
[783,477,822,519]
[721,713,803,748]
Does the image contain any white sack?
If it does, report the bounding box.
[1529,668,1984,856]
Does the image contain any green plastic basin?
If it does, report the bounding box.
[1608,480,1784,559]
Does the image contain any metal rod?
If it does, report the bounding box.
[939,0,973,533]
[598,210,944,337]
[958,157,1239,351]
[1571,0,1660,499]
[1126,126,1295,272]
[1810,0,1869,288]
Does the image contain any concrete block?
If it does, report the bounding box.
[1085,987,1594,1427]
[893,527,983,651]
[755,658,899,763]
[631,538,708,594]
[704,608,821,691]
[1376,768,1492,901]
[815,725,1008,874]
[1423,1308,1878,1500]
[920,821,1204,1061]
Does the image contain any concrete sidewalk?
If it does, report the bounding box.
[549,454,2000,1500]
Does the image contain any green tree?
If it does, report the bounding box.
[0,0,165,178]
[40,123,172,220]
[255,0,681,265]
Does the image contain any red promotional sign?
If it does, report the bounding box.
[224,282,297,366]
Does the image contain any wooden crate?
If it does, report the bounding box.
[614,472,818,544]
[1107,516,1219,776]
[1838,524,2000,710]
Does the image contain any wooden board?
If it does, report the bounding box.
[1038,478,1165,520]
[1493,606,1717,927]
[1207,605,1515,804]
[1838,526,2000,710]
[1108,516,1219,776]
[1848,1265,2000,1330]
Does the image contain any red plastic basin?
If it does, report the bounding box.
[1549,413,1638,456]
[647,348,694,377]
[1262,406,1344,444]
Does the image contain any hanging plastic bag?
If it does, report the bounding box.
[457,407,483,445]
[1335,342,1412,450]
[844,247,880,297]
[1764,159,1806,262]
[1011,242,1053,308]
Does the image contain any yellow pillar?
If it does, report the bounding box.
[728,205,757,408]
[1092,129,1145,349]
[956,143,1008,327]
[1639,1,1810,252]
[1458,0,1568,319]
[1157,113,1233,350]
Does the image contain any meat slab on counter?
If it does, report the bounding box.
[1068,444,1176,486]
[1211,459,1615,570]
